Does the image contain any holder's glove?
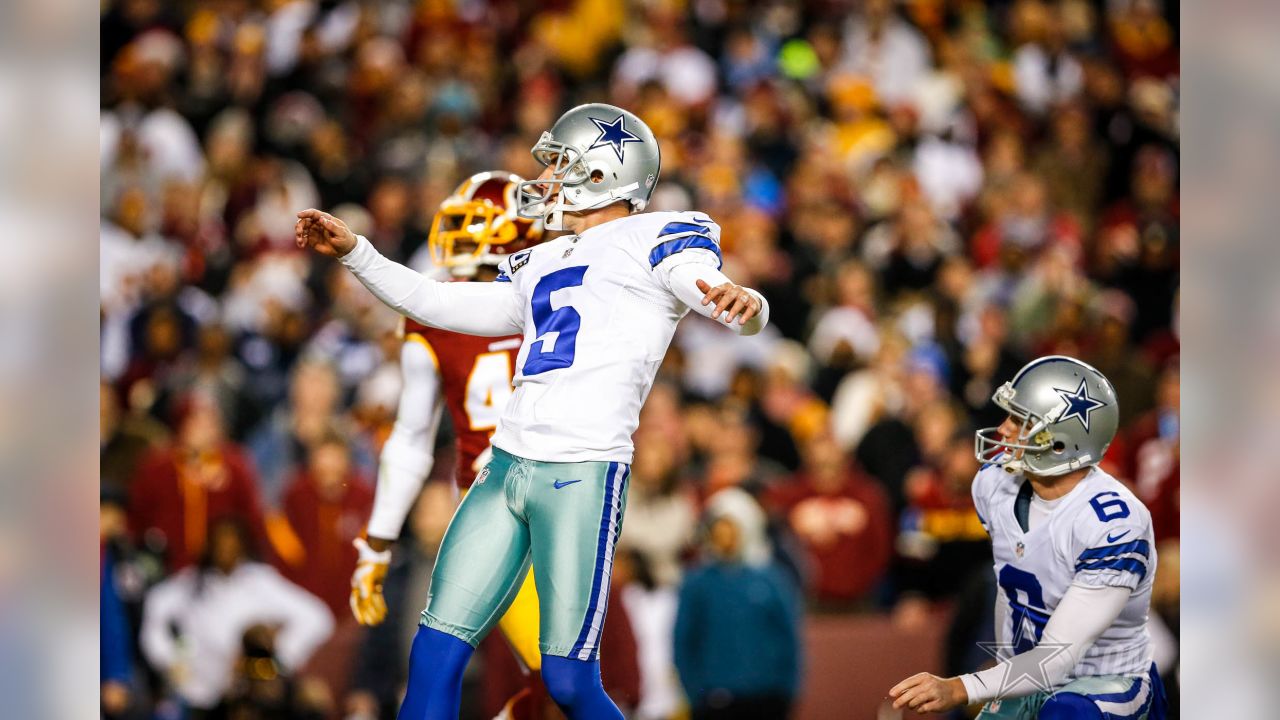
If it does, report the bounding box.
[350,537,393,626]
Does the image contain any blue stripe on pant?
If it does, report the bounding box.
[570,461,626,660]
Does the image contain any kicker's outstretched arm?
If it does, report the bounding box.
[668,263,770,336]
[296,209,524,336]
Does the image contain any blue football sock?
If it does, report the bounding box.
[541,654,623,720]
[396,625,474,720]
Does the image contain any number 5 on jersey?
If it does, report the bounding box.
[523,266,588,376]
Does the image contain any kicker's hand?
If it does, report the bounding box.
[695,279,761,326]
[296,209,358,258]
[350,537,392,626]
[889,673,969,714]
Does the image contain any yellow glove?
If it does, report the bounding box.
[350,537,392,626]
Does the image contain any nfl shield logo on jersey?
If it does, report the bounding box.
[475,466,491,486]
[1016,541,1025,558]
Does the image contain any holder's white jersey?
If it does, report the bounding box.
[490,211,744,463]
[973,464,1156,679]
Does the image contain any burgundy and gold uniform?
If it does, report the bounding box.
[402,318,521,488]
[359,170,541,540]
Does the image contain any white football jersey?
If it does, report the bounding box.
[972,464,1156,679]
[489,211,725,463]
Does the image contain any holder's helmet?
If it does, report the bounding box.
[975,355,1119,476]
[428,171,544,278]
[516,103,661,231]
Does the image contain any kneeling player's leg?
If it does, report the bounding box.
[1039,674,1154,720]
[973,695,1044,720]
[1037,693,1105,719]
[401,451,532,718]
[528,459,629,718]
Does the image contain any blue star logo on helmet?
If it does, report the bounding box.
[1054,378,1105,431]
[587,115,643,163]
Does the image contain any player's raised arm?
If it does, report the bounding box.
[642,212,770,335]
[295,209,524,336]
[672,264,770,336]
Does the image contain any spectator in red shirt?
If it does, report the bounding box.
[766,429,892,608]
[129,392,270,571]
[281,430,375,616]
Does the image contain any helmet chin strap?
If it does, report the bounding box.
[607,181,640,198]
[546,198,566,232]
[544,181,642,231]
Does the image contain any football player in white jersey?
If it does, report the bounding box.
[889,356,1168,718]
[295,103,769,720]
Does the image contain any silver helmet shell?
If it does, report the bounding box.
[975,355,1119,477]
[516,103,660,231]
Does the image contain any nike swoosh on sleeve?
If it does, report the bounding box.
[1106,530,1131,543]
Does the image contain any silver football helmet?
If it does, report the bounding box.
[516,103,661,231]
[975,355,1119,477]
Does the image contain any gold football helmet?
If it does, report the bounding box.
[428,171,544,277]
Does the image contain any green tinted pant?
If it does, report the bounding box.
[421,446,629,659]
[976,669,1161,719]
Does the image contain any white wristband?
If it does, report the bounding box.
[353,537,392,564]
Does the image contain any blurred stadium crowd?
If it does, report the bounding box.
[99,0,1179,718]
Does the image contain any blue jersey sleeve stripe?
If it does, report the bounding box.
[1075,552,1148,570]
[1076,539,1150,562]
[649,235,723,269]
[494,273,511,283]
[657,221,713,239]
[1075,557,1148,580]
